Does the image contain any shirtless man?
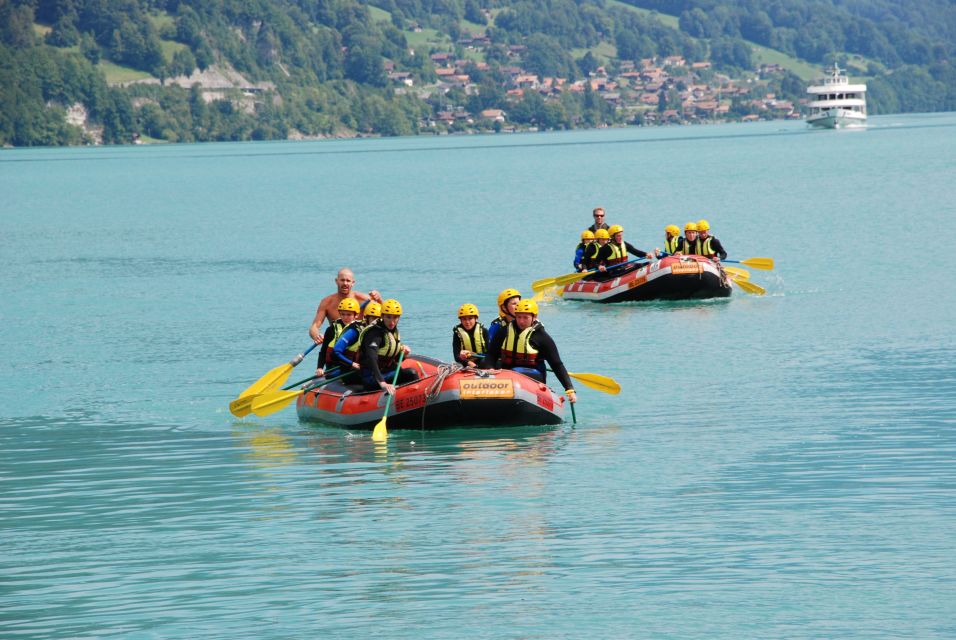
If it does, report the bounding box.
[309,268,382,344]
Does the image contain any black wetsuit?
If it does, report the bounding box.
[316,320,347,372]
[594,240,649,265]
[480,322,574,391]
[699,235,728,260]
[583,242,599,270]
[587,221,610,233]
[452,323,490,365]
[358,324,418,390]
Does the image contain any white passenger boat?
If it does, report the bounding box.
[806,66,867,129]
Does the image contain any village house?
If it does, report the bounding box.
[387,71,414,87]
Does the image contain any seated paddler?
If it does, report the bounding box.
[329,300,383,382]
[595,224,655,273]
[358,298,416,395]
[453,303,489,368]
[487,288,521,344]
[316,298,361,377]
[574,230,595,272]
[678,221,698,255]
[362,300,382,325]
[480,299,577,404]
[696,219,728,261]
[663,224,681,256]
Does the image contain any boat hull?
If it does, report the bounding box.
[561,255,731,303]
[807,109,866,129]
[295,355,566,430]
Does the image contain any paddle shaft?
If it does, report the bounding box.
[570,257,648,282]
[372,351,407,441]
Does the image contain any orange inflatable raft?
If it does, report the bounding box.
[295,355,567,430]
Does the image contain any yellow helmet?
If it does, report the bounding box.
[595,228,610,239]
[497,288,521,307]
[514,299,539,316]
[337,298,360,313]
[457,303,479,318]
[697,219,710,231]
[608,224,624,236]
[581,230,595,240]
[684,221,698,232]
[665,224,681,236]
[381,299,403,316]
[364,301,381,319]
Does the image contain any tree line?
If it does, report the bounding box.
[2,0,955,147]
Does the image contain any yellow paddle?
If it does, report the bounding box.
[531,275,560,292]
[230,373,320,417]
[567,371,621,395]
[250,371,352,417]
[533,259,649,292]
[234,343,319,405]
[724,257,774,271]
[372,351,407,442]
[723,266,750,280]
[543,367,621,395]
[731,276,766,295]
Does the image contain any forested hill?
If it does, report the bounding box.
[2,0,955,146]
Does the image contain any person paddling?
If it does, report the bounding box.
[595,224,655,272]
[488,288,521,344]
[663,225,682,255]
[452,303,489,368]
[328,301,382,384]
[480,299,576,404]
[678,222,699,255]
[308,268,382,344]
[362,301,382,325]
[358,299,416,395]
[696,219,728,261]
[315,298,361,377]
[574,230,595,272]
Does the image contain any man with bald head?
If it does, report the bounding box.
[309,268,382,344]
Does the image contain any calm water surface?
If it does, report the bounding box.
[2,114,956,638]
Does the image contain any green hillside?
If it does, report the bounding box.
[1,0,953,146]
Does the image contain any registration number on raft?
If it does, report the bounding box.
[460,379,515,400]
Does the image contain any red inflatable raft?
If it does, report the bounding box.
[295,354,566,430]
[562,255,732,302]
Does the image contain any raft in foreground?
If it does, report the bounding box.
[296,355,566,430]
[562,255,732,302]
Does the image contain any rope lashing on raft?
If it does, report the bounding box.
[420,362,469,430]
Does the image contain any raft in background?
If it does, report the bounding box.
[296,354,566,429]
[561,255,732,302]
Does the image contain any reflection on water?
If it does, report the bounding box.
[234,427,299,468]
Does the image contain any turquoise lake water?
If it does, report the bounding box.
[2,114,956,638]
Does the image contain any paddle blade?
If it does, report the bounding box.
[229,395,256,418]
[740,257,774,271]
[532,276,561,292]
[251,388,304,417]
[732,276,766,296]
[555,271,591,286]
[371,416,388,441]
[238,362,293,399]
[723,266,750,280]
[568,371,621,395]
